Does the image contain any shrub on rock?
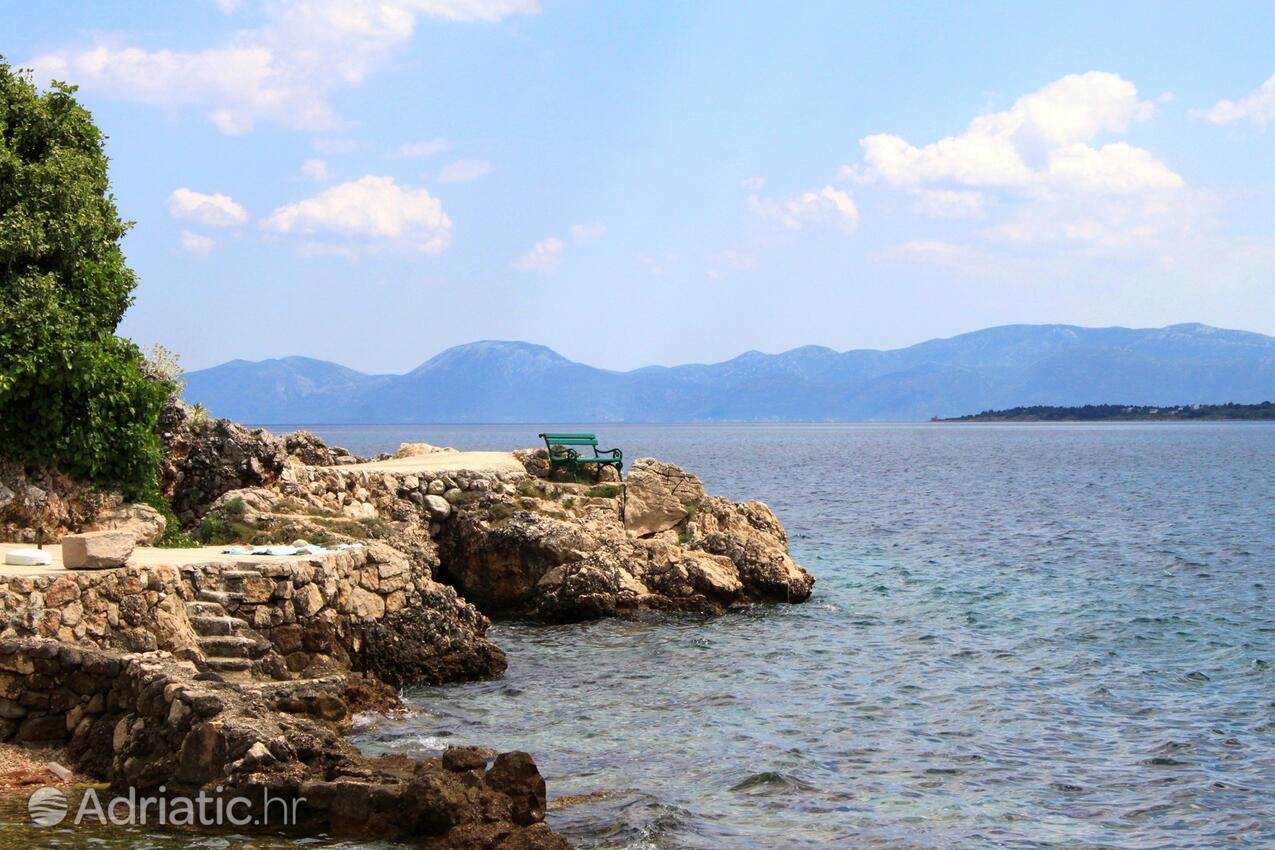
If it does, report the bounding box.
[0,60,172,499]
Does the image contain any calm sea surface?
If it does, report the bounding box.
[3,423,1272,849]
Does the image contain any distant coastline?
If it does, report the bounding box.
[936,402,1275,422]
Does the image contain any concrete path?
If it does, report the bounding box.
[325,451,525,476]
[0,542,348,578]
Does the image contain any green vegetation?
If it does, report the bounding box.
[562,496,575,509]
[137,489,198,548]
[516,479,540,498]
[586,484,620,499]
[940,402,1275,422]
[0,60,171,500]
[488,502,515,521]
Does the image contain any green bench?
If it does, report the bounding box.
[538,433,623,481]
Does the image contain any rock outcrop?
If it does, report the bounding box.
[0,460,122,544]
[158,399,359,527]
[0,637,566,847]
[437,459,813,621]
[88,502,167,545]
[622,458,706,537]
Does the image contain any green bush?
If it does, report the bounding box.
[0,59,171,500]
[586,484,620,499]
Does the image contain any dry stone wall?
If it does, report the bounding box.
[0,544,503,685]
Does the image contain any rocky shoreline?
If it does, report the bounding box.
[0,401,814,846]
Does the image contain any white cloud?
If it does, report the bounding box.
[708,248,758,279]
[397,138,450,157]
[168,188,248,227]
[179,231,215,256]
[570,222,606,241]
[299,158,329,180]
[1045,142,1182,193]
[748,186,859,233]
[438,159,493,182]
[29,1,540,134]
[846,72,1178,195]
[1192,72,1275,129]
[911,189,986,219]
[876,240,991,276]
[741,175,767,190]
[261,175,451,254]
[980,191,1192,248]
[515,237,564,273]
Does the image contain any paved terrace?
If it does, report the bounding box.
[0,542,350,578]
[325,450,526,476]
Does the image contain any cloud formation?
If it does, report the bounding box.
[845,72,1179,195]
[1193,72,1275,129]
[168,188,248,227]
[570,222,606,240]
[30,0,540,134]
[515,237,564,273]
[299,158,329,180]
[179,231,215,256]
[748,186,859,233]
[397,138,450,157]
[261,175,451,254]
[708,248,758,279]
[438,159,493,182]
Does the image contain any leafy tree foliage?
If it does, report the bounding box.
[0,59,170,498]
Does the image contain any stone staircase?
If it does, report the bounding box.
[183,568,287,680]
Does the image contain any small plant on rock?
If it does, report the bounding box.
[586,484,620,499]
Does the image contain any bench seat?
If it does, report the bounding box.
[538,432,623,481]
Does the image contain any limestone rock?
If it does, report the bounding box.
[623,458,706,538]
[90,503,167,545]
[436,456,812,622]
[0,460,122,544]
[424,494,452,520]
[391,442,456,459]
[61,531,135,570]
[363,585,506,687]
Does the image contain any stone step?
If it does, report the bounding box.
[198,634,269,659]
[197,589,243,608]
[190,615,249,636]
[185,601,227,617]
[203,657,252,673]
[222,569,264,581]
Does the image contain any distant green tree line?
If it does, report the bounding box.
[942,402,1275,422]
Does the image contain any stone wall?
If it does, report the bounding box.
[0,543,503,686]
[0,637,565,847]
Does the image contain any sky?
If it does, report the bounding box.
[6,1,1275,373]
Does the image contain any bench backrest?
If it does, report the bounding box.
[539,432,598,446]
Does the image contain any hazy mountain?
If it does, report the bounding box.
[182,324,1275,423]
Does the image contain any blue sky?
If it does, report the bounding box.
[7,1,1275,372]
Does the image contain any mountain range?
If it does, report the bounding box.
[182,323,1275,423]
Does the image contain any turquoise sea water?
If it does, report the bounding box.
[327,422,1275,850]
[2,423,1272,849]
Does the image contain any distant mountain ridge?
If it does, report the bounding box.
[182,323,1275,423]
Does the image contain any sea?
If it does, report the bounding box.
[2,422,1272,849]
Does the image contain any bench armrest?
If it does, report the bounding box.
[593,447,622,459]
